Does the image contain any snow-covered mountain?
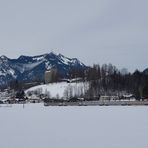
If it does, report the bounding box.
[143,68,148,74]
[0,52,86,85]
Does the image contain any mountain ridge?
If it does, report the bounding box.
[0,52,86,85]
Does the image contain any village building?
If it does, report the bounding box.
[44,69,58,84]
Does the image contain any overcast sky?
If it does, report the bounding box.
[0,0,147,72]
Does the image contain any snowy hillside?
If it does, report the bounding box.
[25,82,89,99]
[0,52,86,85]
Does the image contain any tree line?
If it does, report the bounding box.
[6,63,148,100]
[68,64,148,100]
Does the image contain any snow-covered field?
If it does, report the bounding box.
[0,104,148,148]
[26,82,89,99]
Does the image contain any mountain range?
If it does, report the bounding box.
[0,52,86,85]
[143,68,148,74]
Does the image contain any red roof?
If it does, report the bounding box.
[144,98,148,100]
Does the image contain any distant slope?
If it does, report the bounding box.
[25,82,89,99]
[0,52,86,85]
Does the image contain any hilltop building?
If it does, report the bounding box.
[44,69,58,84]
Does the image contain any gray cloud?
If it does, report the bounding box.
[0,0,147,72]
